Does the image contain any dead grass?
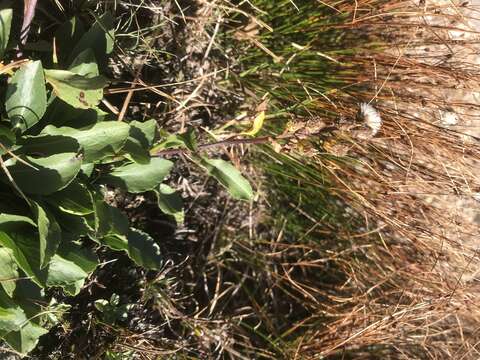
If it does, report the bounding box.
[215,0,480,358]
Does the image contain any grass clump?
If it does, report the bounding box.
[217,0,480,358]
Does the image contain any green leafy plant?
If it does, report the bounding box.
[0,6,253,356]
[94,293,133,325]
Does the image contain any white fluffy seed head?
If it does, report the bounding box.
[473,193,480,202]
[439,110,458,126]
[359,103,382,136]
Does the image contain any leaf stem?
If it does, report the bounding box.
[151,126,336,157]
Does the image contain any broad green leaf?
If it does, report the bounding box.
[94,201,129,238]
[0,220,38,288]
[10,279,43,320]
[46,255,87,288]
[81,163,94,177]
[0,307,26,336]
[46,241,98,295]
[42,49,104,127]
[7,153,82,195]
[99,158,173,193]
[57,241,98,274]
[0,306,26,335]
[6,61,47,131]
[0,8,12,59]
[0,231,45,287]
[124,229,162,270]
[0,248,18,297]
[201,158,253,200]
[33,202,62,269]
[55,17,85,65]
[62,279,85,296]
[0,214,36,229]
[3,322,48,355]
[156,184,184,223]
[0,221,45,288]
[19,134,80,156]
[0,288,28,335]
[47,180,93,216]
[42,122,130,162]
[69,48,99,77]
[46,254,88,287]
[68,12,115,68]
[103,228,162,270]
[123,120,157,164]
[101,235,127,252]
[44,69,107,109]
[43,99,106,129]
[52,210,93,240]
[151,129,197,154]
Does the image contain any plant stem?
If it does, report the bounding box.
[151,126,336,157]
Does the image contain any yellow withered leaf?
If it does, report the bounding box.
[242,111,265,137]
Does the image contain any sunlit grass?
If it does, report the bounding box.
[219,0,480,358]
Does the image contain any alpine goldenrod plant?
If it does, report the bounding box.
[0,1,254,356]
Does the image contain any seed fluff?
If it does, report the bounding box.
[359,103,382,136]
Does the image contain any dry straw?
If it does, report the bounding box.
[220,0,480,358]
[283,1,480,358]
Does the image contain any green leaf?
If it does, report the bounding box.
[156,184,184,223]
[99,158,173,193]
[3,322,48,355]
[0,214,36,229]
[0,288,28,335]
[0,231,45,287]
[103,228,162,270]
[0,219,44,288]
[69,48,99,77]
[57,241,98,274]
[200,158,253,200]
[68,12,115,68]
[62,279,85,297]
[0,248,19,297]
[152,129,197,153]
[0,214,37,231]
[7,153,82,195]
[0,8,12,59]
[19,134,80,156]
[123,120,157,164]
[55,17,85,65]
[47,180,93,216]
[42,122,130,162]
[44,69,107,109]
[124,229,162,270]
[81,163,94,177]
[10,279,43,320]
[46,246,97,288]
[6,61,47,131]
[94,201,129,238]
[33,202,62,269]
[55,213,94,247]
[46,256,87,288]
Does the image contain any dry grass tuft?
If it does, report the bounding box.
[218,0,480,358]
